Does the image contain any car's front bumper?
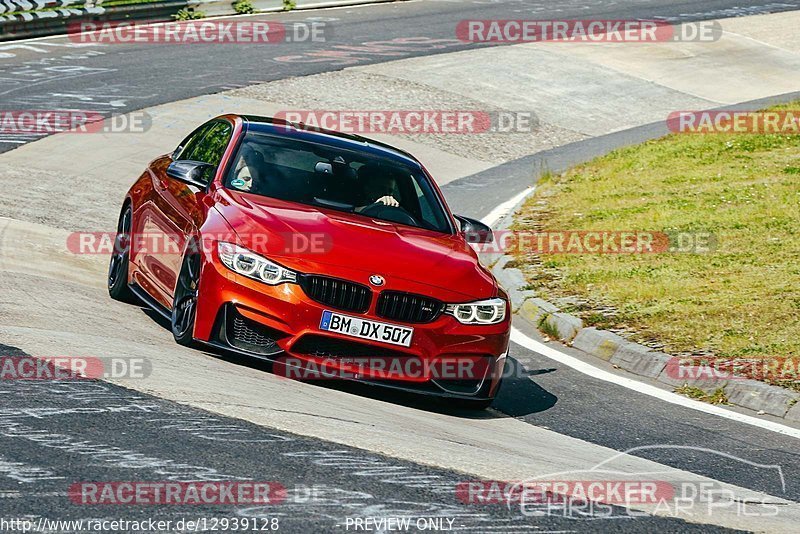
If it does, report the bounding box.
[194,258,510,399]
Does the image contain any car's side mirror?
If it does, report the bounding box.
[167,160,214,189]
[455,215,493,244]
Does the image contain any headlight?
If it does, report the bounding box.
[217,242,297,285]
[445,298,507,325]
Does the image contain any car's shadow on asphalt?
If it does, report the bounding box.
[139,307,558,419]
[492,356,558,417]
[141,307,172,329]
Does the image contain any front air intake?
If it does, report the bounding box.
[298,275,372,313]
[376,291,444,324]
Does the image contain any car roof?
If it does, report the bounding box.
[239,115,422,168]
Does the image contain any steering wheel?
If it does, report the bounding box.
[360,202,420,227]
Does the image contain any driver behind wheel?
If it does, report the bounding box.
[356,164,400,211]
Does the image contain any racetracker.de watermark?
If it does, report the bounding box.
[470,230,717,254]
[0,356,151,380]
[667,110,800,134]
[0,110,151,135]
[68,232,332,256]
[69,231,716,256]
[68,482,286,505]
[68,21,328,44]
[275,110,538,134]
[664,356,800,382]
[457,479,781,519]
[457,480,675,505]
[456,19,722,43]
[273,355,493,381]
[0,517,279,533]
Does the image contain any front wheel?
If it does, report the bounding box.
[108,206,138,304]
[171,250,201,347]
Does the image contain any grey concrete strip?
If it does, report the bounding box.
[357,11,800,131]
[357,45,716,137]
[713,9,800,53]
[442,119,672,219]
[539,26,800,104]
[480,89,800,420]
[0,9,798,530]
[0,93,489,232]
[444,89,800,221]
[725,380,797,418]
[0,216,798,531]
[0,352,597,534]
[228,70,586,165]
[3,15,800,228]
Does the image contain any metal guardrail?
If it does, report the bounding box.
[0,0,396,42]
[191,0,395,17]
[0,0,190,41]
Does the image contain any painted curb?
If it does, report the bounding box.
[786,402,800,422]
[501,261,800,418]
[486,169,800,423]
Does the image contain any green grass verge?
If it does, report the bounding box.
[513,103,800,373]
[674,385,730,405]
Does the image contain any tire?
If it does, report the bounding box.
[108,206,138,304]
[171,249,201,347]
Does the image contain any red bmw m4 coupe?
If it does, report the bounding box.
[109,114,510,407]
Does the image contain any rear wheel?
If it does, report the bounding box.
[171,250,201,347]
[108,206,138,304]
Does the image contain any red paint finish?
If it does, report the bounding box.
[118,115,510,400]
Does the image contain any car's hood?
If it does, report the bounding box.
[214,191,496,301]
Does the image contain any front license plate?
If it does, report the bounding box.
[319,311,413,347]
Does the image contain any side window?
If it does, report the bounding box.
[175,123,213,161]
[413,178,435,225]
[183,121,233,167]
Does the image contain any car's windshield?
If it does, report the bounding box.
[225,132,452,233]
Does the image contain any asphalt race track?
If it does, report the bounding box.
[1,0,799,152]
[1,1,800,533]
[0,343,744,533]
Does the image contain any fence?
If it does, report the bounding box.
[0,0,393,41]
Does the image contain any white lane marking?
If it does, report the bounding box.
[480,187,800,440]
[510,328,800,440]
[0,0,405,47]
[480,186,534,227]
